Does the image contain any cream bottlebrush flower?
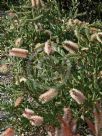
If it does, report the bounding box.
[15,38,23,47]
[14,96,23,107]
[30,115,43,126]
[0,64,9,74]
[90,27,101,34]
[96,32,102,43]
[2,128,14,136]
[69,88,86,104]
[22,108,34,119]
[91,32,102,43]
[31,0,44,7]
[91,33,98,42]
[81,47,89,52]
[98,71,102,79]
[39,88,58,104]
[9,48,28,58]
[73,19,82,26]
[44,40,54,55]
[63,40,79,54]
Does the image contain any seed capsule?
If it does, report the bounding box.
[15,38,23,47]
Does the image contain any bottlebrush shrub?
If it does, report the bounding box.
[0,0,102,135]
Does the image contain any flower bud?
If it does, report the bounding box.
[20,77,27,83]
[7,11,16,18]
[22,108,34,119]
[2,128,14,136]
[39,88,58,104]
[69,88,86,104]
[15,38,23,47]
[0,64,9,74]
[63,40,79,54]
[9,48,28,58]
[30,115,43,126]
[14,96,23,107]
[44,40,54,55]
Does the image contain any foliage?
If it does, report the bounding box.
[0,0,102,135]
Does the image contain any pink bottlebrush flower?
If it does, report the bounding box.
[2,128,14,136]
[39,88,58,104]
[30,115,43,126]
[63,40,79,54]
[22,108,34,119]
[44,40,54,55]
[69,88,86,104]
[9,48,28,58]
[63,107,72,124]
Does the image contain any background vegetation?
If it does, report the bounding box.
[0,0,102,135]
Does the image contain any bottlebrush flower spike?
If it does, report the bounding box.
[9,48,28,58]
[91,32,102,43]
[14,96,23,107]
[63,40,79,54]
[44,40,54,55]
[39,88,58,104]
[69,88,86,104]
[63,107,72,124]
[2,128,14,136]
[90,27,101,34]
[46,125,55,136]
[84,117,96,135]
[96,32,102,44]
[55,128,63,136]
[31,0,44,7]
[22,108,34,119]
[94,101,102,136]
[58,116,73,136]
[30,115,43,126]
[63,107,77,134]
